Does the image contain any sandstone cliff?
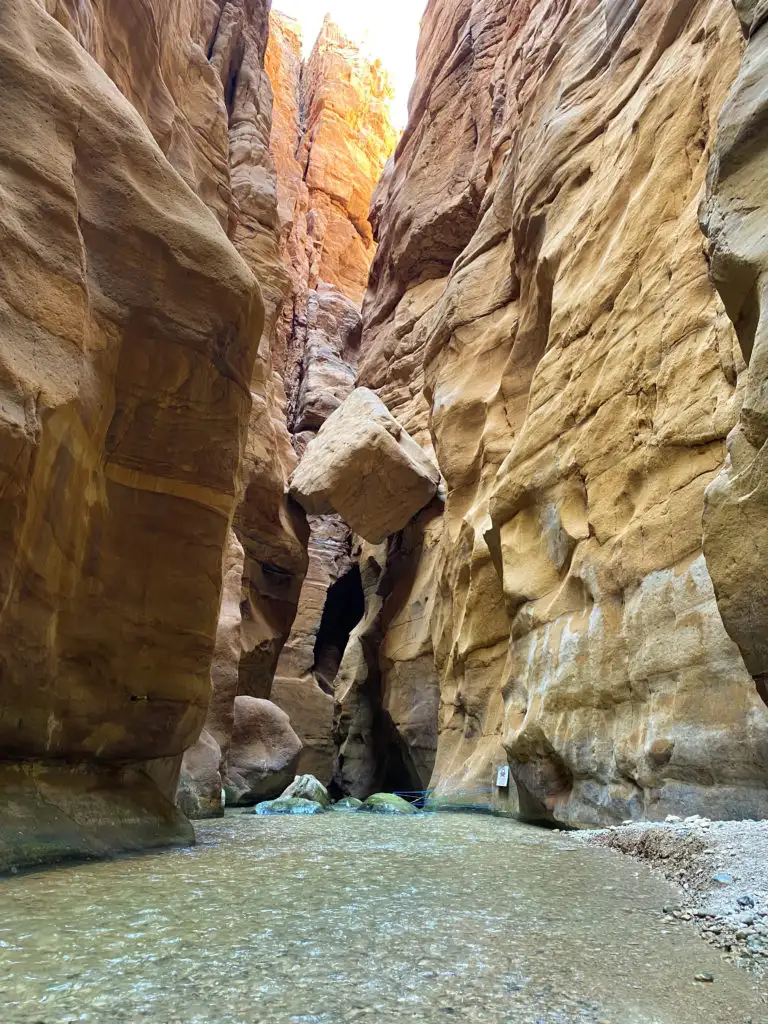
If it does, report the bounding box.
[0,0,306,864]
[5,0,767,864]
[701,1,768,710]
[345,0,768,824]
[265,13,397,784]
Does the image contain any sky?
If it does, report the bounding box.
[272,1,428,128]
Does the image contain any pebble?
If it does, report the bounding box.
[693,973,714,983]
[712,872,734,886]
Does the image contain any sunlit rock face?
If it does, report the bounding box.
[264,14,396,784]
[701,0,768,710]
[0,0,272,862]
[354,0,768,824]
[290,388,441,544]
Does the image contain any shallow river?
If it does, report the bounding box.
[0,812,766,1023]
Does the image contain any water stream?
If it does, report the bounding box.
[0,813,765,1023]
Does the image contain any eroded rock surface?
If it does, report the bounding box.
[701,0,768,709]
[224,696,302,805]
[265,15,396,783]
[350,0,768,823]
[179,530,245,817]
[290,389,441,544]
[266,13,395,412]
[0,0,268,863]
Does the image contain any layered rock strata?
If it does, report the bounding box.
[701,0,768,710]
[265,15,396,784]
[266,13,397,399]
[347,0,768,824]
[0,0,285,864]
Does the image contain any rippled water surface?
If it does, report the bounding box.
[0,812,766,1023]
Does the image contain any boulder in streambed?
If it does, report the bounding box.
[224,698,302,806]
[252,797,329,816]
[361,793,417,815]
[279,774,331,807]
[333,797,364,811]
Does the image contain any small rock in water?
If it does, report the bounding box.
[360,793,417,815]
[693,973,714,983]
[278,774,331,807]
[333,797,364,812]
[252,797,328,816]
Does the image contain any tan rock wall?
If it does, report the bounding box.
[356,0,768,823]
[701,0,768,708]
[266,13,397,420]
[0,0,270,862]
[48,0,308,722]
[264,14,396,783]
[44,0,235,229]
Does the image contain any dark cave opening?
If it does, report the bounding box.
[224,64,240,117]
[312,565,365,694]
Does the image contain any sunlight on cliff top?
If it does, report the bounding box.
[273,0,427,129]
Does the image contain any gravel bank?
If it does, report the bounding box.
[574,817,768,977]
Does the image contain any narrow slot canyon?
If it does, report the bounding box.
[1,0,768,1021]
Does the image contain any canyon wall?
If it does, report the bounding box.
[348,0,768,824]
[0,0,303,864]
[265,14,396,784]
[5,0,767,864]
[701,0,768,709]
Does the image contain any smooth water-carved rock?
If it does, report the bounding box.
[333,521,443,800]
[279,774,331,807]
[252,797,328,815]
[35,0,309,847]
[361,793,417,815]
[224,697,303,805]
[179,531,245,818]
[176,730,224,820]
[701,0,768,707]
[333,796,364,812]
[0,0,264,864]
[290,389,441,544]
[352,0,768,824]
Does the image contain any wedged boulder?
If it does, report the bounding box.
[279,774,330,807]
[289,388,441,544]
[253,797,328,816]
[224,698,302,806]
[361,793,417,815]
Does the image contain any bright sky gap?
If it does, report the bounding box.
[273,1,428,128]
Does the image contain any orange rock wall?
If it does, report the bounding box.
[0,0,306,859]
[265,14,396,784]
